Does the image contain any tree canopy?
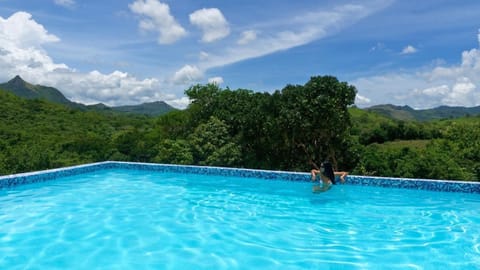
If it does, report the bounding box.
[1,75,479,182]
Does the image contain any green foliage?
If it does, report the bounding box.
[1,143,54,174]
[183,76,357,171]
[154,110,191,140]
[153,139,193,165]
[0,89,152,174]
[2,74,479,182]
[273,76,356,170]
[350,107,438,144]
[113,128,157,162]
[184,83,222,125]
[189,116,242,167]
[352,120,480,181]
[62,133,112,161]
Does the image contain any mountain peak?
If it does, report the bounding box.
[1,75,73,105]
[8,75,27,86]
[1,76,176,116]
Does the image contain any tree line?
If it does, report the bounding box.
[1,75,478,181]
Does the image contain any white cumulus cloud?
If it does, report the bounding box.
[401,45,417,54]
[353,32,480,109]
[0,12,60,48]
[237,30,257,45]
[442,77,477,106]
[172,64,203,85]
[0,12,67,78]
[189,8,230,43]
[420,85,449,97]
[0,11,186,108]
[355,94,371,106]
[129,0,186,44]
[167,96,190,109]
[56,70,162,105]
[208,76,224,85]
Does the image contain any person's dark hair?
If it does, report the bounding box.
[322,161,336,184]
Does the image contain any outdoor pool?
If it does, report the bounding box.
[1,162,479,269]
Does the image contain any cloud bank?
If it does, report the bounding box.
[354,30,480,108]
[0,11,189,108]
[3,1,479,110]
[197,3,390,70]
[170,2,394,91]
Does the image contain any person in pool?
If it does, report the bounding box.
[310,161,348,192]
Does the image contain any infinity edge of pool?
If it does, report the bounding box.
[0,161,479,193]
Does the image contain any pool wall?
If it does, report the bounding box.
[1,161,479,193]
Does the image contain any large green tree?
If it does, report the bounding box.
[183,76,357,171]
[276,76,357,170]
[189,116,242,166]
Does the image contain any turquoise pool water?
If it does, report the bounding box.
[1,168,479,269]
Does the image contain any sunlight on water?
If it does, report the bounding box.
[1,169,479,269]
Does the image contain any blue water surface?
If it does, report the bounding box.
[1,169,479,269]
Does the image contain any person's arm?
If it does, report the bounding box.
[311,169,320,181]
[334,171,348,183]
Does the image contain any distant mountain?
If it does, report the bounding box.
[365,104,480,121]
[113,101,175,115]
[86,103,111,111]
[0,75,176,116]
[0,75,81,108]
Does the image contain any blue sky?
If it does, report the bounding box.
[0,0,479,109]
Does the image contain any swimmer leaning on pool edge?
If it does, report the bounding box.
[310,162,348,192]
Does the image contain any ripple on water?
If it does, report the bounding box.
[1,170,480,269]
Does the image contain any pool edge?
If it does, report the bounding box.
[1,161,479,194]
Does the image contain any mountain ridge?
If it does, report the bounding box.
[0,75,176,116]
[0,75,78,107]
[364,104,480,121]
[3,76,479,120]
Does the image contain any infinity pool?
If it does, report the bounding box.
[1,167,479,269]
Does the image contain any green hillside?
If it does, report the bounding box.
[0,88,153,174]
[0,76,176,116]
[113,101,177,116]
[1,75,479,181]
[365,104,480,121]
[0,75,80,107]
